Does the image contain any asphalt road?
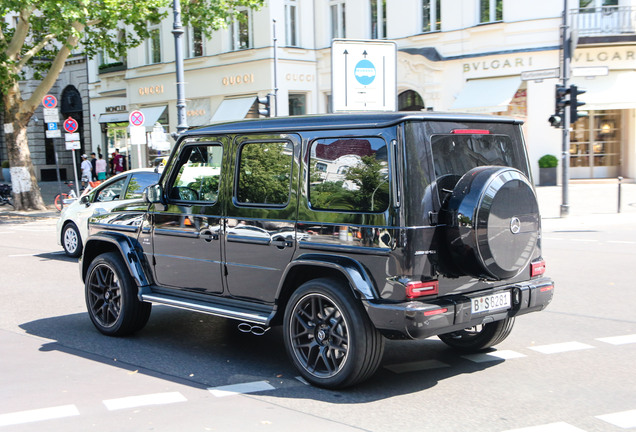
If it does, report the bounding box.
[1,214,635,432]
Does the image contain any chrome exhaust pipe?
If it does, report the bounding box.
[238,323,270,336]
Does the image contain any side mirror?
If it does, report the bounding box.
[143,184,164,204]
[80,195,91,206]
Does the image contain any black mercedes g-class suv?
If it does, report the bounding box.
[81,112,554,388]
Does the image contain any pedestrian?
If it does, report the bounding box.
[80,154,92,189]
[96,153,107,181]
[90,152,97,181]
[113,148,125,174]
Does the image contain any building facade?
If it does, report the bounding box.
[87,0,636,182]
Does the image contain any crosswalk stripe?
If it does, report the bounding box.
[596,409,636,428]
[528,341,594,354]
[385,359,450,373]
[103,392,187,411]
[208,381,275,397]
[462,350,526,363]
[502,422,586,432]
[596,334,636,345]
[0,404,79,427]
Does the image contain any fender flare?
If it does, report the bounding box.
[81,232,153,288]
[279,253,378,300]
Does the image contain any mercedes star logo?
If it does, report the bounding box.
[510,217,521,234]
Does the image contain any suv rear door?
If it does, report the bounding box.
[223,134,301,303]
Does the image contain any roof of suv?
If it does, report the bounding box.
[185,112,523,136]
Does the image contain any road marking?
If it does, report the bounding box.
[503,422,586,432]
[596,409,636,428]
[462,350,526,363]
[208,381,275,397]
[528,341,594,354]
[385,359,450,373]
[103,392,187,411]
[0,404,79,427]
[597,334,636,345]
[607,240,636,244]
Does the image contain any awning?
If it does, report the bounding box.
[98,112,129,123]
[211,97,256,122]
[450,76,521,113]
[139,106,167,128]
[571,72,636,111]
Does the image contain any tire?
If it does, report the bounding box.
[440,167,539,280]
[283,278,385,389]
[85,252,151,336]
[438,317,515,353]
[54,193,69,212]
[62,222,82,257]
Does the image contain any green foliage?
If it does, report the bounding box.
[237,142,292,205]
[1,160,10,168]
[538,154,558,168]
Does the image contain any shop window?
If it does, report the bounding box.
[309,137,389,213]
[330,0,346,39]
[422,0,441,32]
[237,141,293,206]
[570,110,621,174]
[370,0,386,39]
[289,94,306,116]
[285,0,299,47]
[480,0,503,23]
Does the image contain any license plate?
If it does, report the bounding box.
[471,291,511,314]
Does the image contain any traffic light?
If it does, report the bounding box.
[258,94,271,117]
[569,84,587,123]
[548,85,568,128]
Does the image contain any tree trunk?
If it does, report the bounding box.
[3,108,47,211]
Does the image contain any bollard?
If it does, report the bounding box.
[618,176,623,213]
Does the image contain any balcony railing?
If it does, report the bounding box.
[570,6,636,37]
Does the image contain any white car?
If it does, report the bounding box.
[56,169,161,257]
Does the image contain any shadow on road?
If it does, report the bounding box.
[35,251,77,263]
[20,306,500,401]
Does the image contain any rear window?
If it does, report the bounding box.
[431,133,523,179]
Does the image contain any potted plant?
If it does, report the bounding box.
[1,160,10,183]
[538,154,558,186]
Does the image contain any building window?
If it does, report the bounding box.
[285,0,299,47]
[398,90,425,111]
[230,9,252,50]
[147,26,161,64]
[289,94,306,116]
[370,0,386,39]
[480,0,503,23]
[422,0,441,32]
[186,26,204,58]
[330,0,346,39]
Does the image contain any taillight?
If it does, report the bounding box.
[531,260,546,277]
[406,280,439,299]
[451,129,491,135]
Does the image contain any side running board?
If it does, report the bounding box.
[138,287,271,325]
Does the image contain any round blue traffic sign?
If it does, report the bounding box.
[354,59,376,86]
[43,95,57,108]
[63,117,78,133]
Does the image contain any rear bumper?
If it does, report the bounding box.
[364,277,554,340]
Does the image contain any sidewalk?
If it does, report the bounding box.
[1,180,636,222]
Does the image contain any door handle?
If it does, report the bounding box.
[271,239,294,248]
[200,229,219,242]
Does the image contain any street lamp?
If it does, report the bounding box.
[172,0,188,138]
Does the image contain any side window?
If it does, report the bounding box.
[309,137,390,212]
[95,178,126,202]
[168,144,223,202]
[236,141,293,206]
[124,172,160,199]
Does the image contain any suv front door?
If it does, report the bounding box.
[151,140,225,294]
[224,134,300,303]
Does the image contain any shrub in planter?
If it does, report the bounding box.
[538,154,558,186]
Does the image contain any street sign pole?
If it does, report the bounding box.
[71,149,80,197]
[560,0,571,217]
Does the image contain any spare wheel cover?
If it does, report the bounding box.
[444,166,539,280]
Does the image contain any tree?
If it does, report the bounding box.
[0,0,262,210]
